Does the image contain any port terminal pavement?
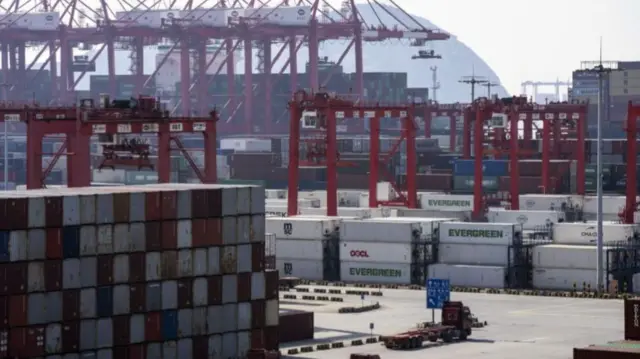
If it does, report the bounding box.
[279,284,623,359]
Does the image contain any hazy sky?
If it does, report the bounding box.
[384,0,639,94]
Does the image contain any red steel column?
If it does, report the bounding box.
[157,124,172,183]
[308,19,319,91]
[405,111,417,208]
[287,101,301,216]
[180,39,191,116]
[203,118,217,183]
[473,107,484,218]
[625,102,637,224]
[449,114,456,152]
[462,108,471,158]
[263,39,272,133]
[423,106,432,138]
[326,110,338,216]
[576,111,586,195]
[510,110,519,209]
[368,115,380,208]
[243,37,253,132]
[26,120,43,189]
[226,39,236,129]
[541,113,551,193]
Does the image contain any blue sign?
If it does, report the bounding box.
[427,278,450,309]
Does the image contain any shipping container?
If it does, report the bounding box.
[340,219,421,242]
[275,259,323,280]
[439,222,522,246]
[532,267,607,290]
[625,298,640,340]
[340,261,411,284]
[487,209,564,230]
[266,217,339,239]
[340,241,412,264]
[275,238,324,261]
[453,159,509,176]
[552,222,638,245]
[519,194,583,211]
[438,243,512,266]
[533,244,614,270]
[419,193,473,211]
[452,176,499,193]
[428,263,506,288]
[584,195,627,214]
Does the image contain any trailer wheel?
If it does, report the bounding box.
[409,337,418,349]
[428,335,438,342]
[442,331,453,343]
[459,331,468,341]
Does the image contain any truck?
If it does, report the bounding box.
[381,301,473,349]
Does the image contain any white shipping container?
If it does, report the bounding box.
[300,190,362,208]
[276,259,323,280]
[374,217,454,239]
[265,205,289,217]
[419,194,473,211]
[339,241,412,264]
[532,268,610,290]
[428,263,506,288]
[266,198,320,208]
[179,9,228,26]
[519,194,583,211]
[487,209,564,230]
[583,195,626,215]
[265,190,286,199]
[301,207,372,218]
[439,222,520,246]
[274,6,312,26]
[533,244,612,270]
[389,208,471,221]
[266,217,339,240]
[340,219,420,242]
[340,261,411,285]
[438,243,512,266]
[220,138,272,152]
[552,222,638,245]
[28,12,60,30]
[115,10,179,28]
[276,238,324,261]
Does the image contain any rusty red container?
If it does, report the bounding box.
[45,228,63,259]
[251,242,265,272]
[251,328,265,349]
[112,315,131,346]
[160,190,177,220]
[206,188,222,218]
[62,289,80,321]
[8,327,26,357]
[264,270,278,300]
[113,192,131,223]
[206,218,222,246]
[207,276,222,305]
[237,273,251,302]
[61,321,79,353]
[177,279,193,308]
[145,222,162,251]
[5,262,27,294]
[192,336,209,358]
[263,326,279,351]
[24,326,45,357]
[44,260,62,291]
[128,344,147,359]
[574,345,640,359]
[251,300,266,329]
[415,174,453,191]
[190,189,208,219]
[625,298,640,341]
[6,197,28,230]
[161,221,178,249]
[97,254,114,286]
[144,191,162,221]
[129,284,146,313]
[129,252,146,283]
[0,296,6,330]
[45,196,63,227]
[279,310,314,343]
[8,295,26,327]
[191,219,207,247]
[145,312,162,342]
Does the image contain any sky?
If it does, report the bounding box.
[383,0,640,94]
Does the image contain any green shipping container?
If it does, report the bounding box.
[453,176,499,192]
[585,164,611,178]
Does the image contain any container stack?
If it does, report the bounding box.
[266,216,341,281]
[338,218,430,285]
[0,183,279,358]
[429,222,523,288]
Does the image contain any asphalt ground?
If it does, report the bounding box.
[279,285,623,359]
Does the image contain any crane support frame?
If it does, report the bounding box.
[623,102,640,224]
[287,90,418,216]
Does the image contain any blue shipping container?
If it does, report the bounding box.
[97,286,114,317]
[62,226,80,259]
[454,159,509,177]
[0,231,8,262]
[162,310,178,340]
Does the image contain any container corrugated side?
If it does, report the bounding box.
[276,259,324,280]
[533,244,614,270]
[340,219,420,242]
[419,194,473,211]
[428,263,506,288]
[532,267,609,290]
[339,241,412,264]
[275,238,324,261]
[439,222,518,246]
[339,261,411,284]
[552,222,637,245]
[519,194,582,211]
[438,243,512,266]
[487,209,563,230]
[266,217,339,240]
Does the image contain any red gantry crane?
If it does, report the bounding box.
[461,96,587,219]
[0,0,449,136]
[0,95,217,189]
[621,101,640,224]
[287,89,418,216]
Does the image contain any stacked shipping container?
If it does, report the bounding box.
[0,183,279,358]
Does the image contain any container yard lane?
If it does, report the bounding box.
[281,285,623,359]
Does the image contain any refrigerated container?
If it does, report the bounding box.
[583,195,626,214]
[519,194,583,211]
[275,238,325,261]
[340,218,421,242]
[487,209,564,230]
[340,261,411,284]
[533,244,613,270]
[532,267,609,290]
[438,243,512,266]
[276,259,324,280]
[427,263,506,288]
[266,198,320,208]
[419,193,473,211]
[266,217,340,239]
[552,222,638,245]
[373,216,454,239]
[339,241,412,264]
[439,222,522,246]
